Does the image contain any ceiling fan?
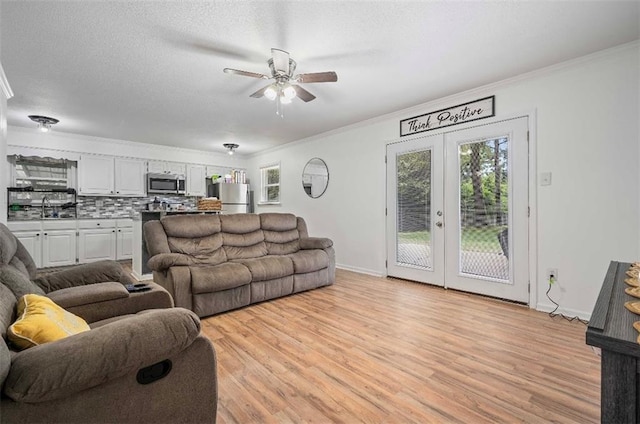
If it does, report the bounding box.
[223,48,337,116]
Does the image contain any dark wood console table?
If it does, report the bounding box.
[587,260,640,423]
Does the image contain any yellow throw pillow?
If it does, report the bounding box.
[8,294,90,350]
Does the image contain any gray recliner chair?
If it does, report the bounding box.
[0,222,218,423]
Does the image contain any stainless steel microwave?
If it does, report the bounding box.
[147,173,186,195]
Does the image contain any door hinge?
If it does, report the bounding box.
[385,207,387,216]
[527,206,530,217]
[527,131,530,142]
[384,155,387,164]
[528,283,530,293]
[385,260,388,268]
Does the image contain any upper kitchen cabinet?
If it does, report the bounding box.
[114,158,146,196]
[186,164,206,197]
[78,155,146,196]
[147,161,186,175]
[78,155,114,195]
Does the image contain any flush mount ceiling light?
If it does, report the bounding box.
[224,143,239,155]
[28,115,59,133]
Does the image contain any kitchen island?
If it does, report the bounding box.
[132,210,221,281]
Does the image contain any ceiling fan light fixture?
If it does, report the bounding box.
[223,143,239,155]
[282,85,296,101]
[264,85,278,101]
[28,115,59,133]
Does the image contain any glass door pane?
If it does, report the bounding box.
[396,149,432,269]
[458,138,509,281]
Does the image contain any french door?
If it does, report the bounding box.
[386,117,529,303]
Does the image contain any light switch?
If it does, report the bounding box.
[540,172,552,186]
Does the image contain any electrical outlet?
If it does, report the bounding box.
[547,268,558,284]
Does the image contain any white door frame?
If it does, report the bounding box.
[385,110,538,308]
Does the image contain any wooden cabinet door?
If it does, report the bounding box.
[115,158,146,196]
[78,155,115,195]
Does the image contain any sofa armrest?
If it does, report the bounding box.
[46,282,129,308]
[62,282,174,323]
[299,237,333,250]
[3,308,200,403]
[33,260,132,293]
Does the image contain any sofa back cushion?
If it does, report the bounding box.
[0,284,16,389]
[0,223,37,280]
[157,215,227,264]
[260,213,300,255]
[220,214,267,260]
[162,214,221,238]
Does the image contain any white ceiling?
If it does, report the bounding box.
[1,1,638,156]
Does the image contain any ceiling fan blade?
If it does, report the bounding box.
[223,68,269,79]
[249,84,272,98]
[293,85,316,102]
[295,71,338,83]
[271,48,290,74]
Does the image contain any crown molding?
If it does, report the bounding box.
[248,40,639,158]
[0,62,14,99]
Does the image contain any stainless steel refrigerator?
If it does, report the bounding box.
[208,182,249,214]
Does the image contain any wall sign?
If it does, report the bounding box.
[400,96,495,137]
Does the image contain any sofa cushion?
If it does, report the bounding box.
[0,284,16,339]
[168,233,227,266]
[220,213,261,233]
[161,214,221,238]
[260,213,298,231]
[287,250,330,274]
[234,256,294,282]
[0,265,45,298]
[0,224,18,266]
[191,263,252,294]
[8,294,90,350]
[222,230,267,260]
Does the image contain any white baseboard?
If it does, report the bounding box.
[336,264,384,277]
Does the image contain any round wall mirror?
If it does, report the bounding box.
[302,158,329,198]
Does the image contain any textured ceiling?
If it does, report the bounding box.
[1,1,638,156]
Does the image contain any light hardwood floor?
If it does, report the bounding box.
[201,269,600,423]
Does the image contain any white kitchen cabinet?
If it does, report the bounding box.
[116,219,133,260]
[186,164,206,196]
[148,161,186,175]
[78,155,115,195]
[9,221,43,268]
[42,220,78,268]
[79,155,145,196]
[42,229,77,268]
[8,220,76,268]
[114,158,146,196]
[78,220,116,263]
[14,231,42,267]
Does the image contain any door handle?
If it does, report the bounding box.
[436,221,443,228]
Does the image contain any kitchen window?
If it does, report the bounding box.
[10,155,76,190]
[259,163,280,204]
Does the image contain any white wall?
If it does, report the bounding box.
[6,126,248,170]
[249,42,640,319]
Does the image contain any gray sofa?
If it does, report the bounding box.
[0,222,218,423]
[144,212,335,317]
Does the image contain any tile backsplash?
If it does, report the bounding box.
[8,195,197,221]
